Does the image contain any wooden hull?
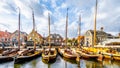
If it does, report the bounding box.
[102,53,120,61]
[42,49,57,63]
[0,49,19,63]
[62,57,77,64]
[104,55,111,59]
[113,56,120,60]
[77,50,98,59]
[0,56,13,63]
[58,48,77,60]
[42,55,56,64]
[63,52,77,59]
[102,53,114,60]
[58,48,64,56]
[15,50,41,63]
[112,54,120,61]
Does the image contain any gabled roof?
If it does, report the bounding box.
[87,30,113,37]
[11,30,28,36]
[0,30,11,38]
[34,31,42,38]
[28,30,42,38]
[47,33,63,39]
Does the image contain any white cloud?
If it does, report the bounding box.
[0,0,119,38]
[51,0,57,8]
[61,3,67,8]
[65,0,120,36]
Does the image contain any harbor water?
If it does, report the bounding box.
[0,56,120,68]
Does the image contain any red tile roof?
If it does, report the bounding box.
[0,30,11,38]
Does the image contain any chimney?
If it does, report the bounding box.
[5,30,7,32]
[101,27,103,31]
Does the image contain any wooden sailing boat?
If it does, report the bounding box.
[42,13,57,63]
[77,47,99,59]
[0,8,22,63]
[76,0,99,60]
[0,48,18,63]
[58,8,77,60]
[96,47,120,61]
[15,8,41,63]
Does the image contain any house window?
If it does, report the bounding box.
[86,32,91,36]
[1,38,4,41]
[20,38,22,41]
[50,36,53,38]
[86,38,89,41]
[15,33,18,36]
[33,34,34,36]
[57,36,59,38]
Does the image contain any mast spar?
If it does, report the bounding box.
[31,8,36,50]
[78,14,81,47]
[48,13,51,47]
[18,8,20,50]
[65,8,68,47]
[32,9,35,31]
[94,0,98,46]
[78,14,81,36]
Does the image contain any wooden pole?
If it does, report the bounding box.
[65,8,68,47]
[48,13,51,48]
[32,9,35,31]
[78,14,81,47]
[18,8,20,50]
[78,14,81,36]
[32,9,36,50]
[94,0,98,46]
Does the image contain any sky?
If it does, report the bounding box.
[0,0,120,38]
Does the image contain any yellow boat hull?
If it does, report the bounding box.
[42,49,57,63]
[63,52,77,59]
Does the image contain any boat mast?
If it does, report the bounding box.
[78,14,81,47]
[48,13,51,48]
[65,8,68,47]
[18,8,20,50]
[32,9,36,50]
[94,0,98,46]
[32,9,35,31]
[78,14,81,36]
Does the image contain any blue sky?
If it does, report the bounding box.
[0,0,120,38]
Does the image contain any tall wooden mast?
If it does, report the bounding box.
[78,14,81,36]
[18,8,20,50]
[48,13,51,47]
[32,9,36,50]
[65,8,68,46]
[78,14,81,47]
[32,9,35,31]
[94,0,98,46]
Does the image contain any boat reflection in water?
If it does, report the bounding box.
[0,55,120,68]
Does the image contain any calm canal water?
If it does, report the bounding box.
[0,56,120,68]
